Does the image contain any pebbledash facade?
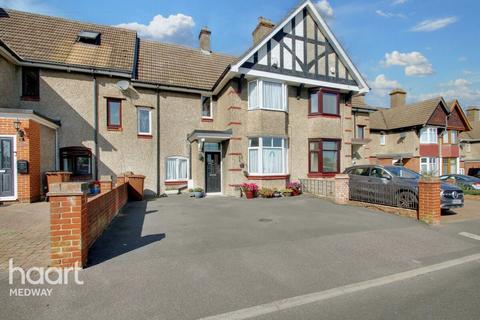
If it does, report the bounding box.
[369,89,472,176]
[0,1,373,202]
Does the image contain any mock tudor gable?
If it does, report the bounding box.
[230,0,369,93]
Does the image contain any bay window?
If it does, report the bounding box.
[450,130,457,144]
[419,127,437,144]
[248,80,287,111]
[309,139,341,175]
[442,158,458,175]
[248,137,287,175]
[60,147,92,179]
[166,156,189,181]
[309,89,340,116]
[420,157,439,175]
[137,107,152,136]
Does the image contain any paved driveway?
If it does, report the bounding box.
[1,195,479,320]
[0,202,50,271]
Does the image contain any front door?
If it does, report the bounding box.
[0,137,14,198]
[205,152,221,193]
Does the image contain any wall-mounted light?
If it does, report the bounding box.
[13,119,25,141]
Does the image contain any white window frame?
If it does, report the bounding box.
[165,156,189,181]
[248,137,288,176]
[420,127,438,144]
[201,95,213,119]
[137,107,152,136]
[442,130,449,144]
[420,157,439,176]
[380,132,386,145]
[450,130,457,144]
[247,79,288,112]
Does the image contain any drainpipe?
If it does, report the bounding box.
[93,74,99,180]
[156,86,161,196]
[54,129,59,170]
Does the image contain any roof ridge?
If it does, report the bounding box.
[2,8,137,34]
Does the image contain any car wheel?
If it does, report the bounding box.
[396,191,418,209]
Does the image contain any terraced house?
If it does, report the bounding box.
[0,0,371,202]
[369,89,472,176]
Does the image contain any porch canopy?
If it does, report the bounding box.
[0,108,60,129]
[187,129,232,143]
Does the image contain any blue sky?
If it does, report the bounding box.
[1,0,479,107]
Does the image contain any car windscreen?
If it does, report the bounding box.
[386,166,421,179]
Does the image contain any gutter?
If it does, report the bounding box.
[132,81,211,96]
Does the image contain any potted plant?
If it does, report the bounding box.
[272,188,282,198]
[241,183,258,199]
[287,181,302,196]
[281,188,293,197]
[192,187,205,198]
[258,188,274,199]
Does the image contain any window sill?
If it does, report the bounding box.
[138,134,153,139]
[308,113,340,119]
[21,96,40,101]
[165,180,188,186]
[107,127,122,131]
[248,108,288,113]
[247,174,290,180]
[201,117,214,122]
[307,172,337,178]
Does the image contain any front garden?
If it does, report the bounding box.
[240,181,302,199]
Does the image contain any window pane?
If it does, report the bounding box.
[323,141,338,150]
[262,137,273,147]
[322,150,338,173]
[249,138,259,147]
[263,148,283,174]
[272,138,282,147]
[322,92,338,115]
[22,68,39,97]
[263,81,283,110]
[310,92,319,113]
[202,97,211,117]
[249,149,259,173]
[108,101,121,126]
[451,130,457,143]
[166,158,177,180]
[248,81,258,109]
[179,159,188,180]
[138,109,150,133]
[310,152,318,172]
[1,140,11,169]
[356,126,365,139]
[76,157,91,175]
[310,142,320,151]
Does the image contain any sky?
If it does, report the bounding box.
[1,0,479,108]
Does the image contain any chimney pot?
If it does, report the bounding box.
[199,27,211,52]
[389,88,407,108]
[252,17,275,45]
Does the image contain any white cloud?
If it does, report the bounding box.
[416,78,480,105]
[375,10,406,18]
[392,0,408,5]
[369,74,401,97]
[315,0,334,18]
[410,17,457,32]
[383,51,434,76]
[117,14,195,44]
[0,0,53,14]
[458,56,467,62]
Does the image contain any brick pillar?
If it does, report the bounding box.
[100,175,113,193]
[418,179,441,224]
[48,182,89,268]
[334,174,350,204]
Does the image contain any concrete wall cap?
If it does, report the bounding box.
[100,175,112,182]
[47,182,89,195]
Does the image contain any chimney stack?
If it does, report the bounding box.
[252,17,275,45]
[467,107,480,124]
[199,27,211,52]
[389,88,407,108]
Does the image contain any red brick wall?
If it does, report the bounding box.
[0,118,41,202]
[418,179,441,224]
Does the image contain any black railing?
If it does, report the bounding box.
[300,179,335,199]
[349,180,418,210]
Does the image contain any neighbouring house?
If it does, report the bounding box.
[460,107,480,174]
[369,89,472,176]
[0,0,371,202]
[350,95,377,165]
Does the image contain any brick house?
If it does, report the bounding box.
[460,107,480,174]
[369,89,472,176]
[0,1,372,201]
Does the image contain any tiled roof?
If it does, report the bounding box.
[0,8,136,73]
[370,97,444,130]
[136,40,236,91]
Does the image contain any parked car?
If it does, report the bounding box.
[440,174,480,190]
[467,168,480,178]
[344,165,464,210]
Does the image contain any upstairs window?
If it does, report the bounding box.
[380,133,386,145]
[21,67,39,99]
[248,80,287,111]
[450,130,457,144]
[77,31,101,45]
[356,125,365,140]
[419,127,437,144]
[166,156,189,181]
[309,89,340,116]
[137,107,152,136]
[201,96,212,118]
[107,98,122,130]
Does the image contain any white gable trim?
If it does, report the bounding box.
[231,0,369,94]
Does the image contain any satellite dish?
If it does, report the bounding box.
[115,80,130,91]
